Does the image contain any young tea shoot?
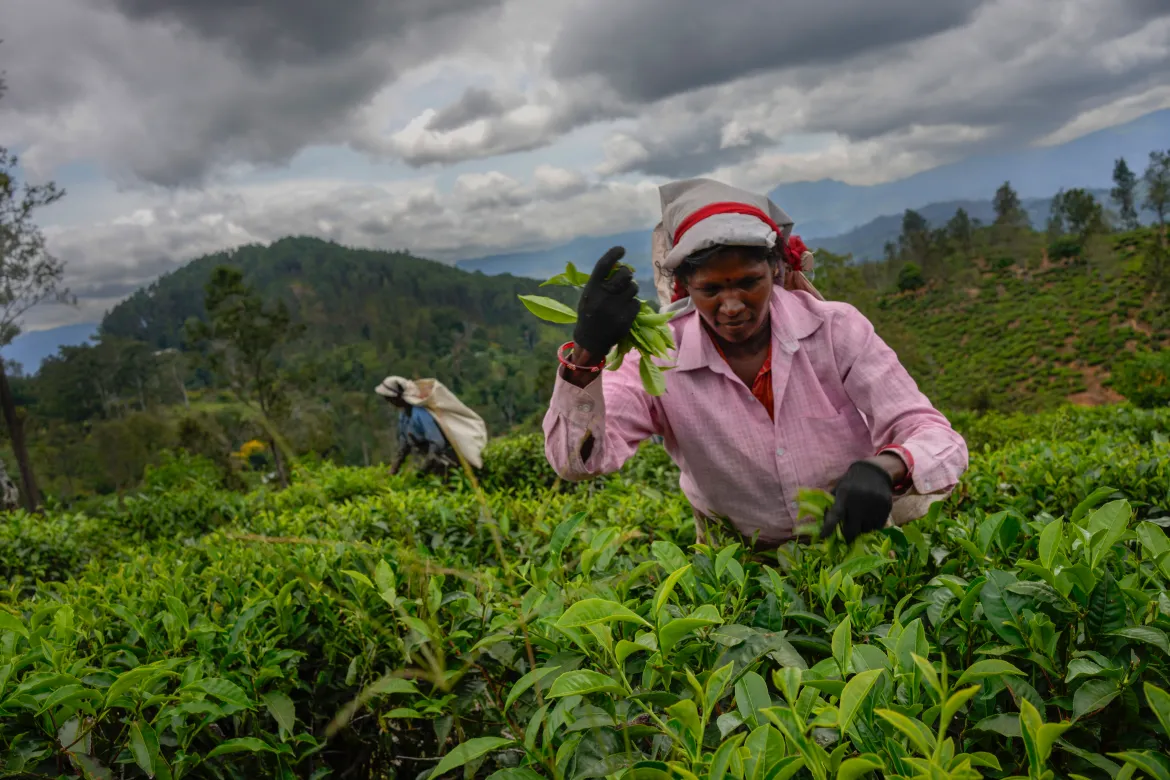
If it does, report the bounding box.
[518,261,676,395]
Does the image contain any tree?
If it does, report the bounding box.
[185,266,304,487]
[1144,150,1170,232]
[1111,157,1139,231]
[1046,189,1067,239]
[0,75,71,511]
[897,262,926,292]
[993,181,1027,228]
[1057,188,1106,240]
[899,209,933,274]
[947,208,974,257]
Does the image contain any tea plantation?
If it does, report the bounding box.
[2,405,1169,779]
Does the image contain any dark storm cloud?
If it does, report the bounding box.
[549,0,987,102]
[101,0,502,67]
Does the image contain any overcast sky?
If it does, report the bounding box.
[4,0,1170,329]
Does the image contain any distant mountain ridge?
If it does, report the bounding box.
[457,109,1170,277]
[1,323,99,374]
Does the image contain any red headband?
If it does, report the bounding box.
[672,202,783,245]
[668,205,810,303]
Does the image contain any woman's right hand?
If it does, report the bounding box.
[572,247,640,360]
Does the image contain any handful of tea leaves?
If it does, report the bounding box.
[518,261,677,396]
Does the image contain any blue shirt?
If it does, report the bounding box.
[398,406,450,454]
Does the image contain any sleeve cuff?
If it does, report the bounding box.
[551,370,607,422]
[898,440,961,496]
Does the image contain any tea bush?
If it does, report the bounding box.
[1113,351,1170,409]
[1,405,1169,779]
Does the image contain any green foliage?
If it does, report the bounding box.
[1111,157,1139,231]
[897,262,926,292]
[1050,188,1107,241]
[994,181,1028,228]
[1113,350,1170,408]
[876,241,1170,412]
[2,405,1169,779]
[1143,150,1170,226]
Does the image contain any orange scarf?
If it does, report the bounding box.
[709,331,774,421]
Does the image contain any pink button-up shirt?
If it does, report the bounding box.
[543,286,969,545]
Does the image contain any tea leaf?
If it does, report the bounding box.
[205,737,276,759]
[875,709,936,757]
[426,737,515,779]
[654,563,694,617]
[910,654,943,701]
[1109,626,1170,654]
[638,355,667,397]
[836,755,885,780]
[1145,683,1170,738]
[735,671,772,729]
[517,295,577,324]
[1087,570,1126,637]
[546,670,625,698]
[1073,678,1122,721]
[559,598,651,629]
[832,617,853,678]
[1108,751,1170,780]
[261,691,296,739]
[954,659,1025,689]
[504,666,560,712]
[129,721,159,777]
[0,612,28,638]
[1038,520,1063,570]
[1070,486,1117,524]
[838,669,882,736]
[184,678,253,709]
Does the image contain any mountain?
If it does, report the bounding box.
[95,236,577,435]
[808,191,1108,261]
[102,236,573,353]
[769,109,1170,238]
[456,229,654,280]
[1,322,99,374]
[454,110,1170,278]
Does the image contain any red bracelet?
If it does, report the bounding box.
[558,341,606,372]
[877,445,915,492]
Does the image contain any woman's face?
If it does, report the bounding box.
[684,249,776,343]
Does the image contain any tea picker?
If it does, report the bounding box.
[376,376,488,478]
[541,178,969,549]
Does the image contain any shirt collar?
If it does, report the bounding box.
[673,286,823,373]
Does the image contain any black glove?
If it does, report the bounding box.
[573,247,640,358]
[820,460,894,543]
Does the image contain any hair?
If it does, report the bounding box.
[667,243,782,287]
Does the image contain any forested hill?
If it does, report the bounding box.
[101,236,567,354]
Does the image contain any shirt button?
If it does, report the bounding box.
[790,500,798,512]
[775,447,786,457]
[576,402,593,413]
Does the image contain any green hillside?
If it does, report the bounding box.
[876,231,1170,411]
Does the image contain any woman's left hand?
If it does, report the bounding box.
[820,460,894,543]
